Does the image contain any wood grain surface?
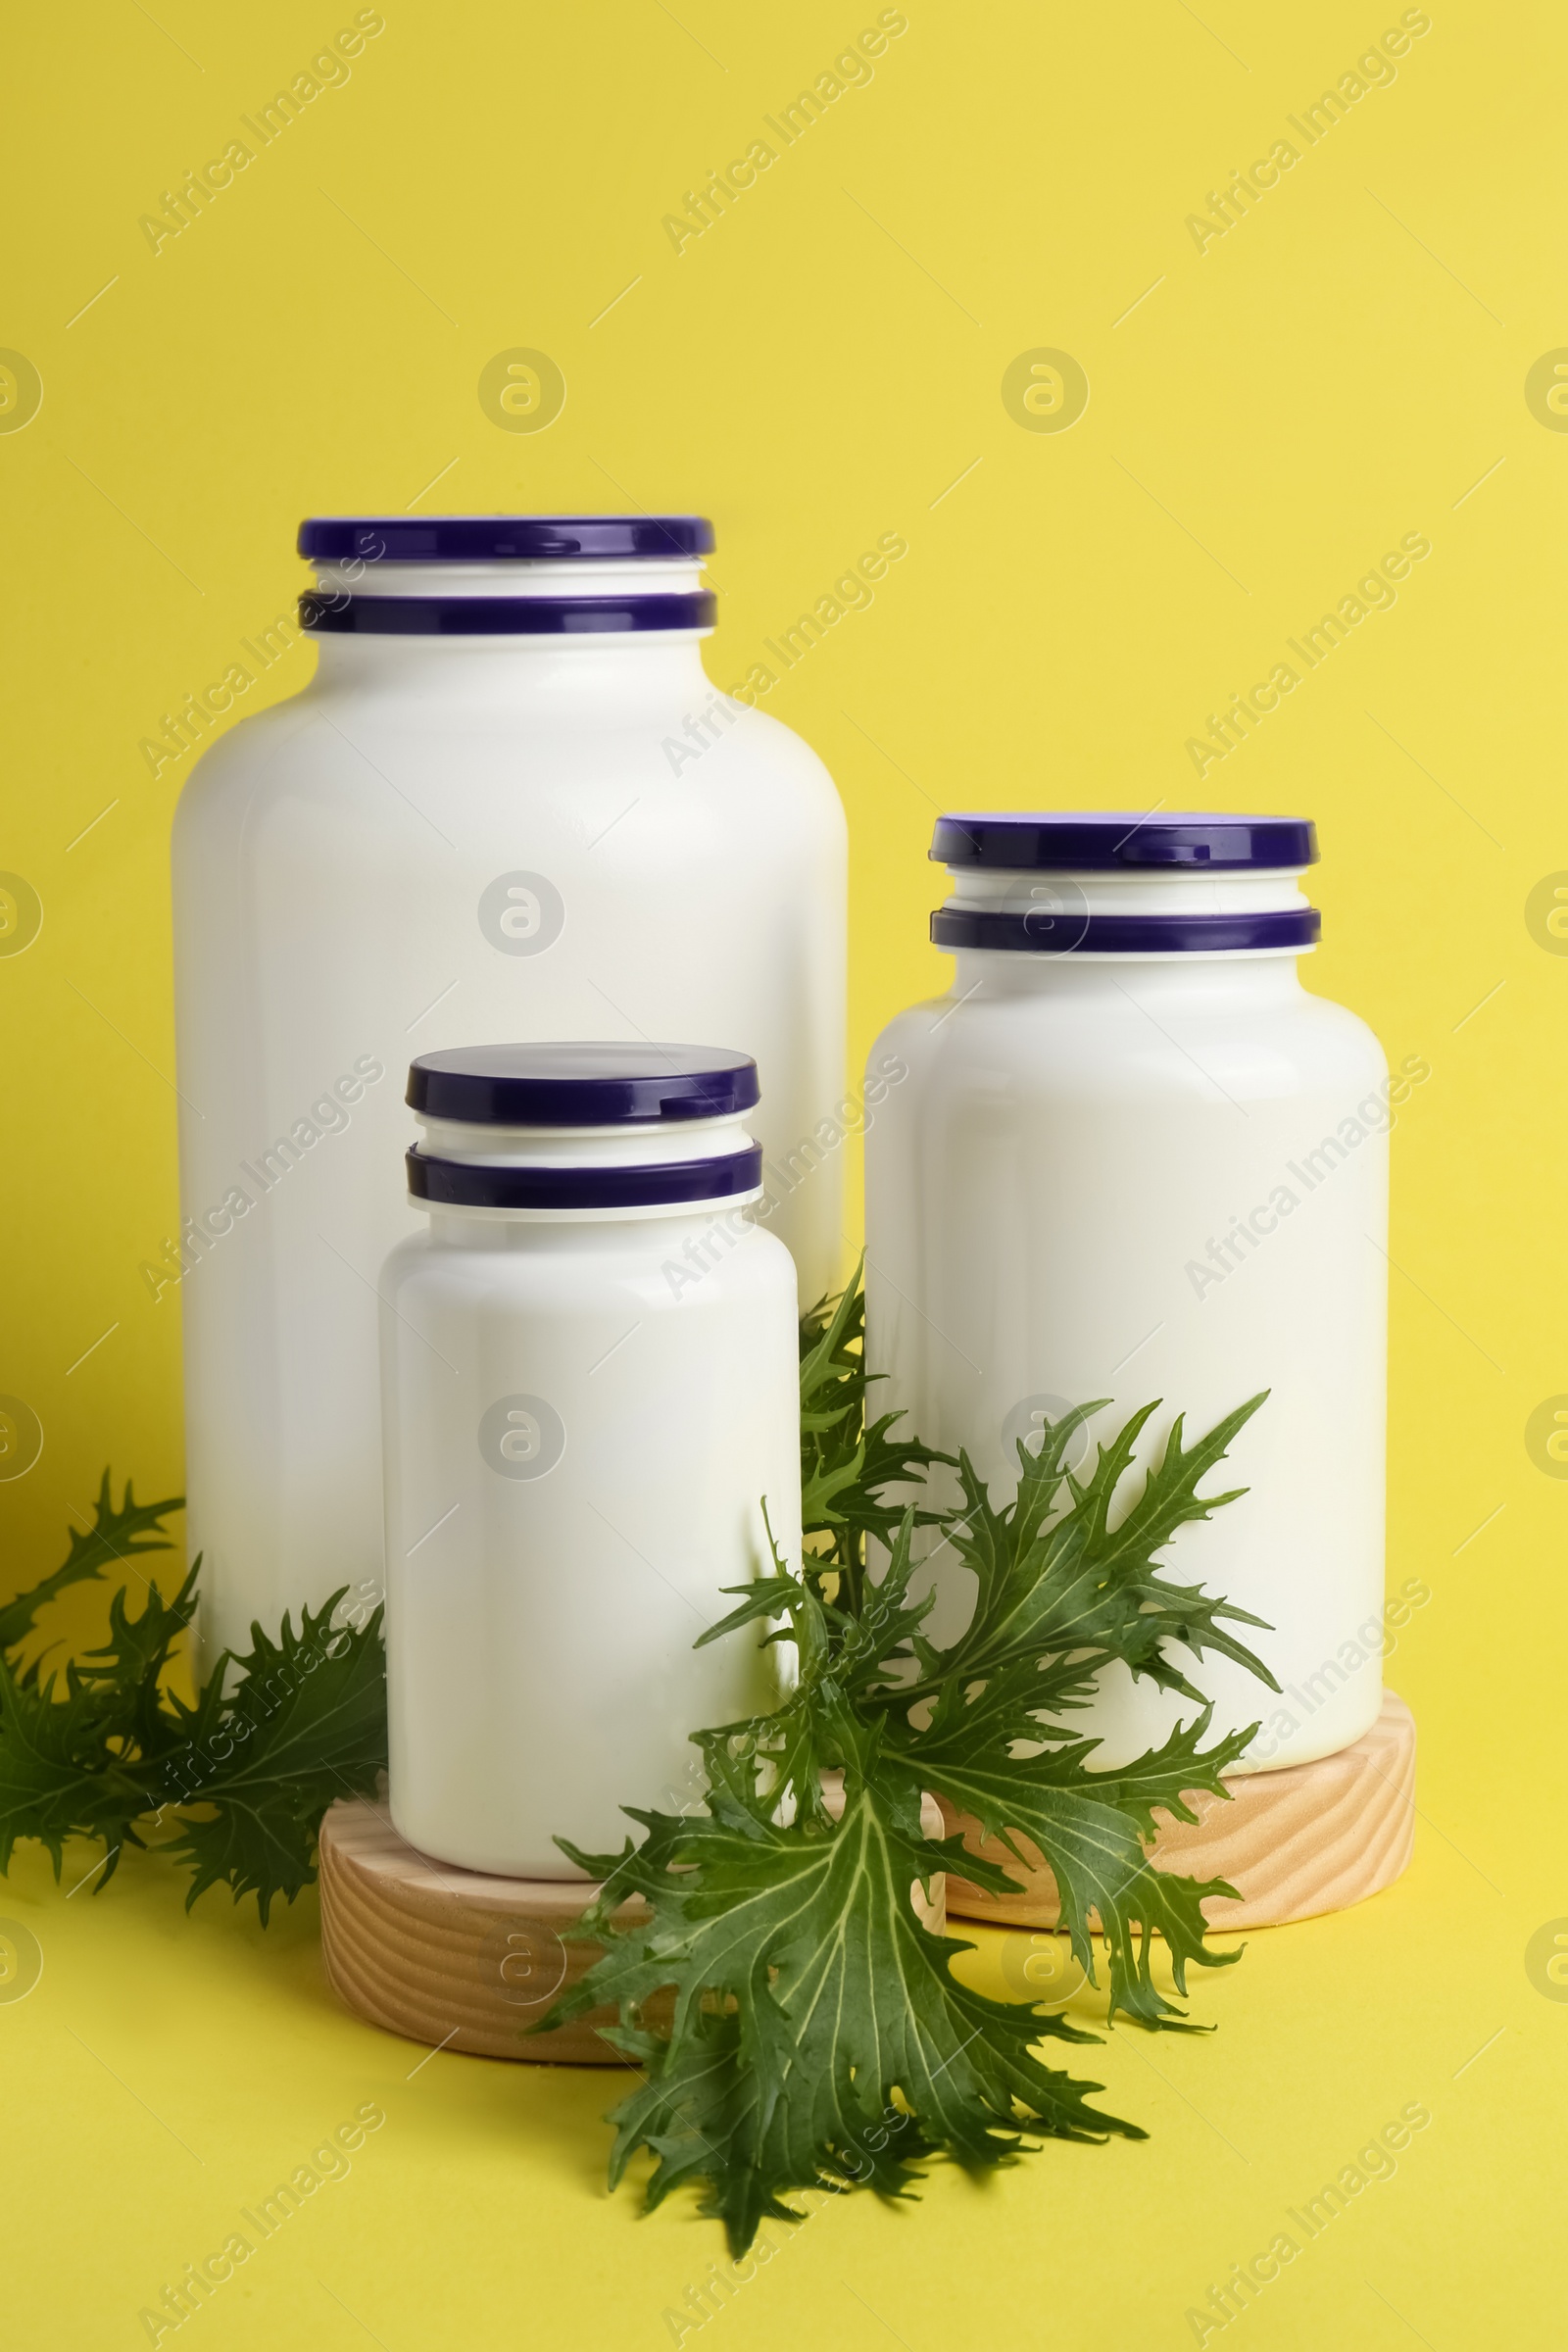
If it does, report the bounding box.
[319,1784,949,2064]
[939,1691,1417,1933]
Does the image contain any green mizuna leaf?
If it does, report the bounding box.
[0,1648,148,1877]
[0,1471,184,1656]
[0,1477,389,1917]
[554,1776,1138,2254]
[159,1592,389,1923]
[797,1264,951,1612]
[548,1276,1277,2250]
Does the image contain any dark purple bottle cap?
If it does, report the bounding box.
[932,812,1318,871]
[298,514,713,563]
[407,1043,758,1126]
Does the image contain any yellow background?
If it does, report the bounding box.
[2,1,1563,2343]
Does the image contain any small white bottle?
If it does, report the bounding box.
[379,1042,801,1877]
[171,514,845,1665]
[866,813,1400,1775]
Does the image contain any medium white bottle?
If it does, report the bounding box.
[379,1042,802,1878]
[170,516,845,1663]
[865,813,1401,1774]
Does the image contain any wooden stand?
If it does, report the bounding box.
[318,1785,948,2065]
[319,1701,1412,2064]
[318,1802,641,2063]
[939,1690,1416,1933]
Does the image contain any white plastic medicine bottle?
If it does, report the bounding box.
[865,812,1403,1775]
[379,1042,802,1878]
[171,515,844,1663]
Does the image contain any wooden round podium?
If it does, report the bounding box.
[318,1706,1413,2063]
[318,1780,948,2065]
[318,1801,640,2064]
[939,1691,1416,1933]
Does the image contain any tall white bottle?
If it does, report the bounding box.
[865,813,1396,1775]
[171,516,845,1662]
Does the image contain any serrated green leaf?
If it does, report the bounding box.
[0,1482,389,1919]
[797,1263,951,1602]
[0,1472,184,1655]
[550,1275,1277,2250]
[160,1592,389,1923]
[546,1775,1140,2253]
[0,1648,152,1877]
[906,1722,1250,2027]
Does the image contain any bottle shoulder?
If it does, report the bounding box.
[867,965,1389,1102]
[381,1214,799,1310]
[172,669,846,849]
[172,692,318,835]
[865,996,953,1079]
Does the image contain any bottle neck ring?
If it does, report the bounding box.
[407,1107,761,1220]
[408,1146,761,1214]
[300,555,714,644]
[932,861,1318,962]
[303,591,716,638]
